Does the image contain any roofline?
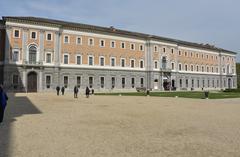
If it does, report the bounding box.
[2,16,238,55]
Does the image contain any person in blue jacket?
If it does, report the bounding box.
[0,85,8,123]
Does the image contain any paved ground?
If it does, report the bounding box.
[0,93,240,157]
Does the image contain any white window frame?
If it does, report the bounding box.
[139,60,144,68]
[88,38,94,46]
[139,44,144,51]
[13,29,21,38]
[75,54,82,65]
[100,76,105,88]
[76,36,82,45]
[76,76,82,88]
[190,64,194,71]
[178,63,182,71]
[121,42,126,49]
[63,75,69,88]
[88,55,94,66]
[12,49,20,62]
[99,39,105,47]
[110,40,116,48]
[184,64,188,71]
[30,31,37,40]
[130,43,135,50]
[154,45,158,52]
[46,32,53,41]
[120,58,126,67]
[196,65,199,72]
[110,57,116,67]
[63,53,69,64]
[64,35,70,44]
[130,59,135,68]
[45,74,52,89]
[171,62,175,70]
[154,60,158,69]
[99,56,105,66]
[45,52,53,64]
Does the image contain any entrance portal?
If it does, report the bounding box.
[27,71,37,92]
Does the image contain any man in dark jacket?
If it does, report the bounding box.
[0,85,8,123]
[56,86,60,96]
[61,86,65,95]
[85,86,90,98]
[74,86,79,98]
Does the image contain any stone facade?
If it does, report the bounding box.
[0,16,238,92]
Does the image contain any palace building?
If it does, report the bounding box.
[0,16,237,92]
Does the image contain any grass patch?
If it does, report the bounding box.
[95,91,240,99]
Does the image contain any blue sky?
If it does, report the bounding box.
[1,0,239,61]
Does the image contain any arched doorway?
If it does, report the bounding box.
[154,79,158,89]
[27,71,37,92]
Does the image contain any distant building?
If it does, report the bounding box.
[0,16,238,92]
[237,63,240,88]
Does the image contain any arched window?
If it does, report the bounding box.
[29,45,37,64]
[162,57,167,69]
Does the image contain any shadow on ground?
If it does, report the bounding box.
[0,93,42,157]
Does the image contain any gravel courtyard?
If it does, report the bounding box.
[1,93,240,157]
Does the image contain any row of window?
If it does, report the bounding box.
[179,78,234,88]
[63,54,145,68]
[46,76,145,89]
[13,29,53,41]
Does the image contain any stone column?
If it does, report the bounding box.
[39,30,45,63]
[22,28,29,64]
[4,26,11,64]
[22,70,27,92]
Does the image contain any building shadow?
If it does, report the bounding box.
[0,93,42,157]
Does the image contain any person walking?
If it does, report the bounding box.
[0,85,8,124]
[74,86,79,98]
[85,86,90,98]
[56,86,60,96]
[61,86,65,95]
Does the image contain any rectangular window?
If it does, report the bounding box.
[185,65,188,71]
[131,60,135,68]
[122,78,125,88]
[171,63,174,70]
[130,43,135,50]
[140,60,144,68]
[100,57,105,66]
[64,55,68,64]
[46,53,51,63]
[154,46,158,52]
[111,77,115,89]
[100,39,105,47]
[14,29,20,38]
[64,76,68,88]
[64,36,69,43]
[178,51,181,56]
[76,56,81,65]
[180,79,182,88]
[31,31,37,39]
[140,78,144,87]
[76,37,82,45]
[111,58,115,67]
[12,51,19,62]
[89,56,93,66]
[89,77,93,88]
[212,80,215,88]
[77,76,81,88]
[88,38,94,46]
[192,79,194,88]
[171,49,174,54]
[46,75,51,89]
[121,59,125,67]
[197,80,200,88]
[139,45,144,51]
[186,79,188,88]
[111,41,116,48]
[121,42,125,49]
[131,78,135,88]
[208,80,210,87]
[203,80,205,88]
[100,77,105,88]
[47,33,52,41]
[163,48,166,52]
[154,61,158,69]
[179,64,182,71]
